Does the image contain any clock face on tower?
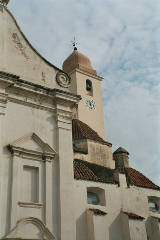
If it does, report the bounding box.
[86,99,95,110]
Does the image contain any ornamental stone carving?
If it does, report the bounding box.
[0,0,10,6]
[56,72,71,88]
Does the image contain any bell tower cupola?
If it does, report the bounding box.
[62,48,105,139]
[63,48,97,75]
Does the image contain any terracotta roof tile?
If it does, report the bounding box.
[125,168,160,190]
[74,160,160,191]
[72,119,112,146]
[74,159,117,184]
[74,159,100,182]
[123,211,144,220]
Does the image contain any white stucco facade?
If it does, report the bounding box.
[0,3,160,240]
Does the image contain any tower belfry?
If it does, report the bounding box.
[62,49,105,139]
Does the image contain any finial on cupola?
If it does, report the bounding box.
[71,36,78,51]
[0,0,10,6]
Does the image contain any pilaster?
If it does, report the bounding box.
[54,91,80,240]
[44,156,54,230]
[10,154,21,229]
[0,91,8,237]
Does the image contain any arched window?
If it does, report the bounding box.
[87,192,100,205]
[86,79,92,91]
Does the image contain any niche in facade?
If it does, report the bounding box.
[87,187,106,206]
[23,166,39,203]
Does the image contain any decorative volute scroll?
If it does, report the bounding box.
[0,0,10,6]
[8,133,56,161]
[4,217,55,240]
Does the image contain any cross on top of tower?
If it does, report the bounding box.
[71,37,78,51]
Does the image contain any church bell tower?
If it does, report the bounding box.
[62,47,105,139]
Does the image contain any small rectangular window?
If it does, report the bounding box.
[148,196,160,213]
[87,187,106,206]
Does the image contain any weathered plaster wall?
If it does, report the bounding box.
[129,220,147,240]
[87,141,114,168]
[74,140,114,169]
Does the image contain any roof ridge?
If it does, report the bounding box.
[125,167,160,190]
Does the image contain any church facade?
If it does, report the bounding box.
[0,2,160,240]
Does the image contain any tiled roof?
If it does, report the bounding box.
[74,159,117,184]
[72,119,112,146]
[74,159,100,182]
[125,168,160,190]
[123,212,144,220]
[89,209,107,216]
[73,160,160,190]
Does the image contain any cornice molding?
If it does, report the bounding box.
[0,71,81,99]
[8,95,56,112]
[7,133,56,162]
[0,71,81,111]
[18,202,43,209]
[8,145,55,162]
[0,92,8,115]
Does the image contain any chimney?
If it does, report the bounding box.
[113,147,129,169]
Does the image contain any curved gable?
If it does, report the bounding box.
[0,6,67,89]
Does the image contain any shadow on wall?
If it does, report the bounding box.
[4,146,12,235]
[76,212,88,240]
[109,213,131,240]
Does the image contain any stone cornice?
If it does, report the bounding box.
[0,71,81,99]
[0,71,81,111]
[8,145,56,162]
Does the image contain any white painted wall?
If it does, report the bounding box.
[129,220,147,240]
[93,215,107,240]
[74,177,160,240]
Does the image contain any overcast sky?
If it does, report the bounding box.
[9,0,160,185]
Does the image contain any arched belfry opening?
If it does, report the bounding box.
[86,79,93,96]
